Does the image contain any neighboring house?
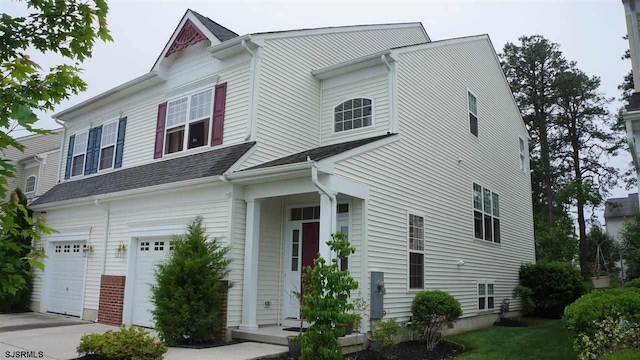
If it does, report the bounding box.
[3,130,61,202]
[29,9,534,338]
[604,193,638,242]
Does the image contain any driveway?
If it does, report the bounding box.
[0,313,287,360]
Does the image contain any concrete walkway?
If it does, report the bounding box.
[0,313,287,360]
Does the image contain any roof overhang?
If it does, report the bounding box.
[208,35,257,60]
[312,50,393,80]
[30,175,224,211]
[53,71,166,120]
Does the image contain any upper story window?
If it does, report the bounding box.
[334,98,373,133]
[100,121,118,170]
[468,91,478,137]
[25,175,36,193]
[519,137,526,171]
[71,131,88,177]
[473,183,500,243]
[165,89,212,155]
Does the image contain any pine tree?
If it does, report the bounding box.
[151,216,232,345]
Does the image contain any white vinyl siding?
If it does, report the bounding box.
[333,38,534,320]
[242,26,428,168]
[57,46,251,181]
[321,74,389,145]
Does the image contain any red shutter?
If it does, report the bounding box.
[154,102,167,159]
[211,82,227,146]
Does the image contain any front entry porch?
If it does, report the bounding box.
[232,325,366,354]
[230,169,370,333]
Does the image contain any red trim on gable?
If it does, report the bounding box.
[165,19,207,58]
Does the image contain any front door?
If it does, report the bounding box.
[284,222,319,323]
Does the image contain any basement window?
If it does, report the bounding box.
[478,281,495,311]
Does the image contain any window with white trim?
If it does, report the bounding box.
[478,281,495,311]
[473,183,500,243]
[519,137,526,171]
[408,213,425,289]
[468,91,478,137]
[70,131,88,177]
[25,175,36,193]
[165,89,212,154]
[99,121,118,170]
[334,98,373,132]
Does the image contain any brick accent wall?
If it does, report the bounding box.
[98,275,126,326]
[216,280,229,341]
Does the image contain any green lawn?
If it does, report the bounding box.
[449,319,578,360]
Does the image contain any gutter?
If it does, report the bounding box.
[54,119,66,183]
[311,50,392,79]
[225,161,313,180]
[94,199,110,277]
[53,71,160,119]
[208,35,252,57]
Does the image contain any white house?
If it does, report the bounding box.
[5,130,61,202]
[29,9,534,338]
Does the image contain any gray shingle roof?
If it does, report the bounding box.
[604,193,639,218]
[191,11,239,42]
[241,134,395,171]
[31,142,255,206]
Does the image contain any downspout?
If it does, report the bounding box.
[242,40,257,141]
[95,199,110,276]
[54,119,66,183]
[381,55,395,134]
[311,162,337,233]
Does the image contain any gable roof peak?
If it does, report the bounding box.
[189,9,239,42]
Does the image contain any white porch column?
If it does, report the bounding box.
[240,199,261,331]
[319,194,334,261]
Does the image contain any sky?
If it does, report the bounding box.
[2,0,635,223]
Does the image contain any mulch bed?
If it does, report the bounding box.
[495,317,528,327]
[259,340,467,360]
[345,341,467,360]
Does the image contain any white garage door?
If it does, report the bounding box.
[131,237,171,328]
[47,241,86,317]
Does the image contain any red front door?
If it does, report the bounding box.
[301,222,320,272]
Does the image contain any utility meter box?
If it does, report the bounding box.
[370,271,385,320]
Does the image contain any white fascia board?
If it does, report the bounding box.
[53,71,164,120]
[312,50,392,80]
[392,34,529,135]
[30,176,223,211]
[250,22,423,41]
[316,134,400,169]
[208,35,254,60]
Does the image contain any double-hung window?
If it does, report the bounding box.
[99,121,118,170]
[468,91,478,137]
[478,281,495,311]
[519,137,526,171]
[473,183,500,243]
[408,213,425,289]
[71,131,88,177]
[165,89,212,154]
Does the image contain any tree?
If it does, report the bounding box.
[619,211,640,280]
[0,0,111,296]
[553,68,618,278]
[151,217,232,346]
[501,35,571,228]
[534,214,577,262]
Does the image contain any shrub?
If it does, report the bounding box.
[600,351,640,360]
[151,216,232,346]
[624,278,640,289]
[77,325,167,360]
[512,285,535,316]
[411,290,462,351]
[573,316,640,360]
[370,318,403,359]
[564,288,640,337]
[295,232,359,360]
[519,261,585,318]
